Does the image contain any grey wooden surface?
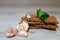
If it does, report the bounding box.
[0,7,60,40]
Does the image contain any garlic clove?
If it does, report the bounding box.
[6,28,16,38]
[22,21,29,31]
[18,31,28,37]
[26,14,31,19]
[16,23,24,31]
[6,28,14,33]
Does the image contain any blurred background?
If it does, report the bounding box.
[0,0,60,7]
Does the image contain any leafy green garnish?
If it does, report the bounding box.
[37,8,49,22]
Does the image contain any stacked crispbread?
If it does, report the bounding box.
[20,14,59,30]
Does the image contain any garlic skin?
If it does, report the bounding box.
[26,14,31,18]
[18,31,28,37]
[22,21,29,31]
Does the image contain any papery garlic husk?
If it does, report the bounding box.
[18,31,28,37]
